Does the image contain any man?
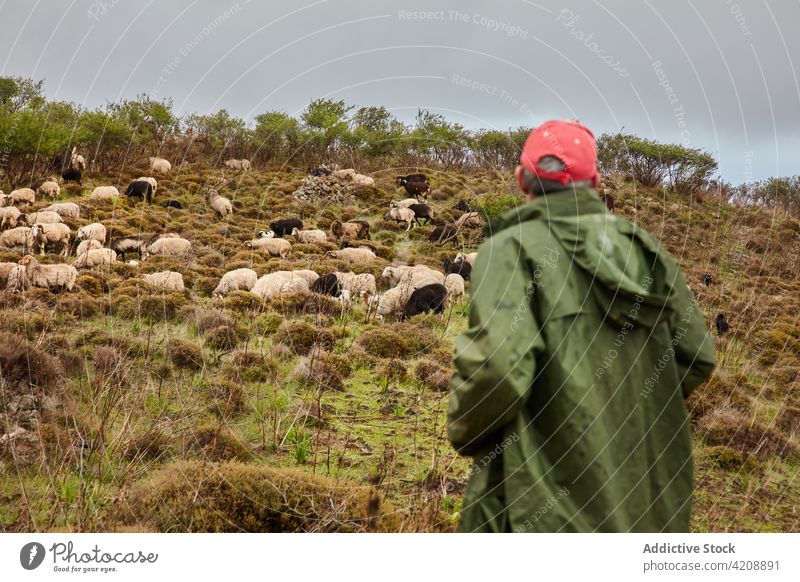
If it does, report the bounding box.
[447,120,715,532]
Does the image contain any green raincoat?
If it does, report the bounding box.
[448,187,715,532]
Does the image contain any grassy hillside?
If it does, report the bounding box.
[0,164,797,532]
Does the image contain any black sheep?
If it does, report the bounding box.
[702,273,713,286]
[163,200,182,209]
[443,257,472,281]
[452,199,471,213]
[396,174,430,200]
[715,313,730,335]
[408,203,434,226]
[61,168,82,185]
[311,273,340,296]
[402,283,448,320]
[269,218,303,237]
[125,180,154,204]
[109,235,148,261]
[428,224,458,244]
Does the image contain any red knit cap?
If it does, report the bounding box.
[519,120,600,188]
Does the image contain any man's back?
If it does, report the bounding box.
[448,187,715,532]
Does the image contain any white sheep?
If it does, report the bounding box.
[332,168,356,180]
[75,238,102,257]
[142,270,185,291]
[455,252,478,267]
[149,157,172,173]
[223,159,251,171]
[4,264,26,292]
[23,211,63,225]
[208,189,233,217]
[0,262,17,287]
[89,186,120,200]
[136,177,158,193]
[243,237,290,258]
[280,278,310,295]
[3,188,35,206]
[43,202,80,219]
[291,227,327,244]
[212,268,258,298]
[349,173,375,188]
[383,207,416,231]
[0,226,33,250]
[398,267,445,288]
[76,223,107,243]
[37,180,61,200]
[368,284,413,321]
[31,223,71,256]
[325,247,376,264]
[444,273,466,302]
[74,247,116,268]
[292,269,319,285]
[0,206,22,229]
[70,147,86,171]
[17,255,77,292]
[338,272,377,301]
[390,198,419,209]
[381,264,435,286]
[142,237,192,260]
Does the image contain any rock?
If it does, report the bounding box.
[291,175,355,205]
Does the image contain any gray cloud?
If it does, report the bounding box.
[1,0,798,181]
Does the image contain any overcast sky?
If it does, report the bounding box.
[1,0,798,182]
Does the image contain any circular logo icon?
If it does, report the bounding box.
[20,542,46,570]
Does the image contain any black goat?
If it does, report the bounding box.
[715,313,730,335]
[408,203,434,226]
[452,199,471,213]
[443,257,472,281]
[428,224,459,245]
[269,218,303,237]
[396,174,430,200]
[61,168,82,185]
[125,180,154,204]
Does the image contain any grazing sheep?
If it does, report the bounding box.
[396,174,430,200]
[37,180,60,200]
[325,247,376,264]
[163,200,182,209]
[208,189,233,217]
[408,203,434,226]
[136,176,158,192]
[369,284,413,321]
[243,237,291,258]
[268,218,303,237]
[90,186,120,200]
[125,180,155,204]
[398,267,446,290]
[280,278,310,295]
[390,198,419,209]
[429,224,459,244]
[332,168,356,180]
[4,188,36,206]
[76,223,107,243]
[109,235,148,261]
[453,199,471,212]
[223,159,251,171]
[4,264,26,292]
[330,219,370,241]
[291,227,327,244]
[212,268,258,298]
[31,223,71,256]
[454,212,483,229]
[292,269,319,285]
[381,264,433,286]
[73,247,116,268]
[0,226,33,250]
[18,255,77,292]
[455,252,477,267]
[383,207,416,231]
[43,202,80,219]
[338,272,377,301]
[61,168,82,185]
[0,206,22,229]
[402,283,448,320]
[142,271,185,292]
[716,313,730,335]
[444,273,466,301]
[142,237,192,260]
[251,271,302,300]
[443,257,472,280]
[75,238,102,257]
[22,211,63,225]
[149,157,172,173]
[349,173,375,188]
[311,273,340,296]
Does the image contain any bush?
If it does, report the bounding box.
[222,291,262,313]
[697,407,796,459]
[0,331,62,393]
[274,321,333,355]
[357,324,441,359]
[414,359,450,391]
[293,357,344,391]
[204,325,245,351]
[182,423,252,461]
[167,339,204,369]
[377,359,407,383]
[266,292,342,316]
[114,460,399,532]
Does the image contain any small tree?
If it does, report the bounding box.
[253,111,301,164]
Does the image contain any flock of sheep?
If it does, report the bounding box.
[0,153,485,325]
